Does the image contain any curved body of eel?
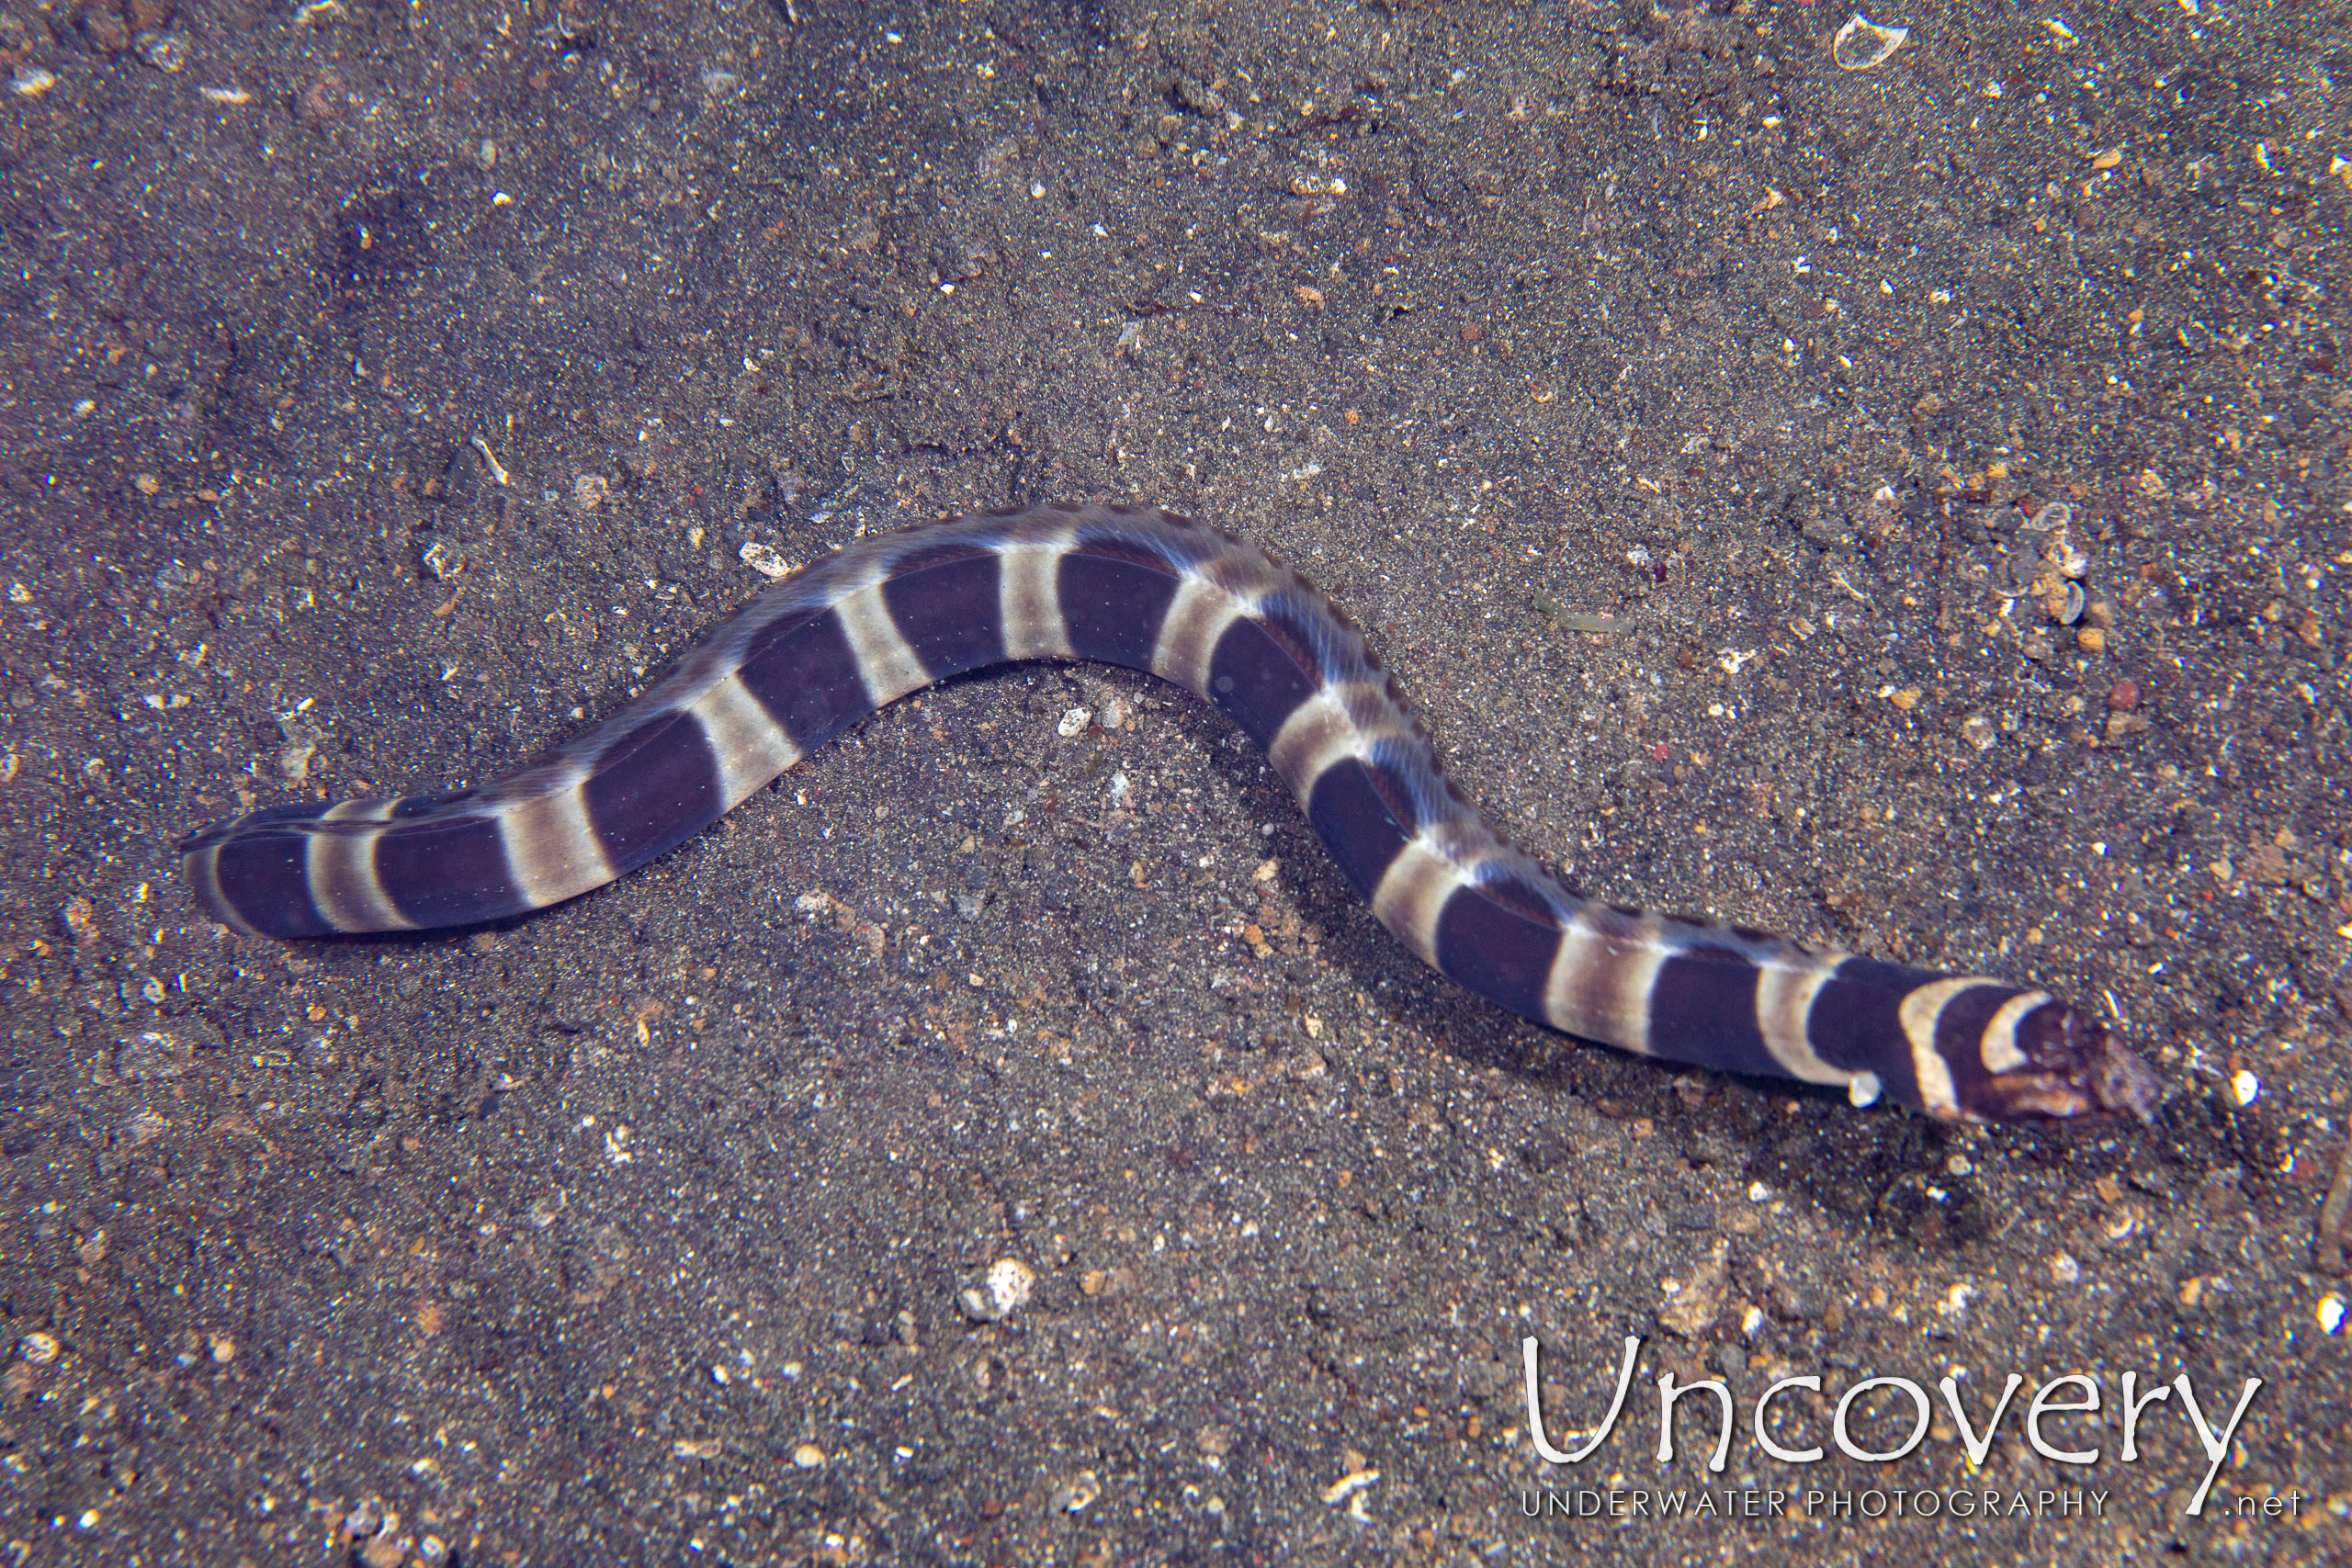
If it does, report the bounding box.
[179,502,2162,1123]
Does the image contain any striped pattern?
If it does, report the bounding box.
[177,503,2163,1124]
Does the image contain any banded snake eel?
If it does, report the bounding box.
[178,502,2163,1123]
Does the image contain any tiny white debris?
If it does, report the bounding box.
[1321,1468,1380,1506]
[1747,1180,1774,1202]
[603,1125,634,1164]
[1050,1469,1102,1512]
[1057,705,1092,738]
[1846,1072,1883,1108]
[20,1332,60,1366]
[12,67,56,98]
[739,542,792,579]
[1832,15,1909,70]
[2320,1295,2346,1336]
[1108,771,1134,809]
[1741,1306,1765,1337]
[958,1258,1035,1322]
[1938,1283,1976,1318]
[200,85,254,105]
[2231,1070,2260,1107]
[1098,694,1132,729]
[1717,648,1757,675]
[469,434,510,485]
[792,1444,827,1469]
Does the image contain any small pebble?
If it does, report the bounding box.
[20,1332,60,1366]
[2050,1251,2080,1284]
[1056,706,1091,738]
[2108,679,2140,711]
[793,1444,827,1469]
[739,542,791,579]
[2076,626,2106,653]
[135,31,189,73]
[1050,1470,1102,1512]
[957,1258,1035,1322]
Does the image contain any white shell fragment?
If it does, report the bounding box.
[957,1258,1036,1322]
[1049,1469,1101,1512]
[1833,15,1910,70]
[739,542,792,579]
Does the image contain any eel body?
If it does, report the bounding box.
[178,502,2162,1123]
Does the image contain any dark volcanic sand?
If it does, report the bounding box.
[3,0,2349,1562]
